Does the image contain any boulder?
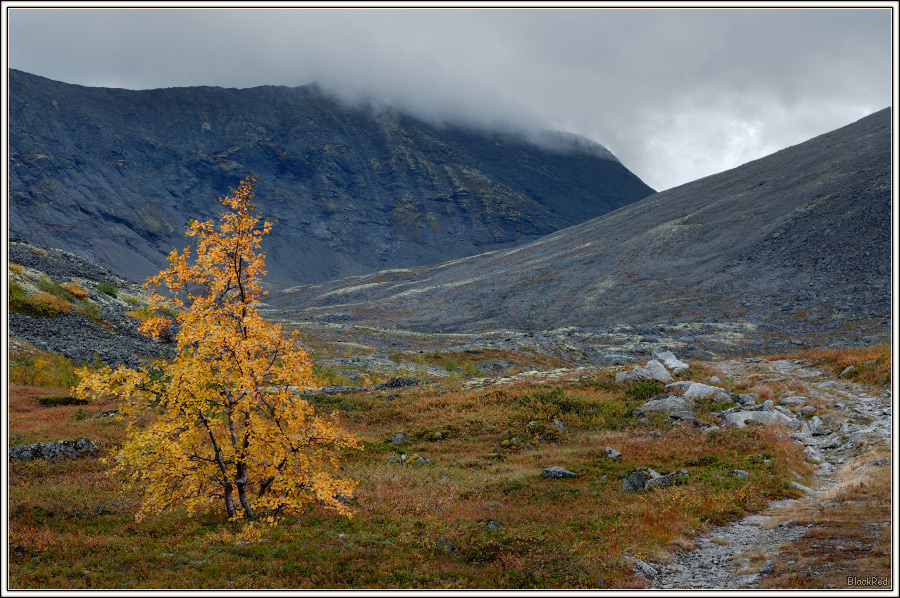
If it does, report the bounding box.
[644,469,690,491]
[391,432,410,445]
[665,381,694,393]
[723,410,794,428]
[615,365,654,384]
[624,555,658,577]
[804,446,823,464]
[605,447,622,460]
[652,350,689,374]
[542,466,578,479]
[644,359,674,384]
[623,468,660,492]
[373,377,420,390]
[9,439,98,462]
[634,393,697,416]
[806,416,827,436]
[684,382,731,402]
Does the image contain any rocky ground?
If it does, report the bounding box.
[8,241,173,369]
[644,357,892,589]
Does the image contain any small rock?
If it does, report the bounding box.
[804,446,823,464]
[807,416,827,436]
[839,365,856,378]
[729,469,749,479]
[737,393,758,405]
[542,466,578,479]
[605,447,622,460]
[709,376,722,384]
[623,468,661,492]
[486,520,501,531]
[391,433,410,445]
[668,410,696,422]
[790,481,817,494]
[800,405,817,416]
[551,419,565,432]
[760,560,775,574]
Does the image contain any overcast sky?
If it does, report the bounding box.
[7,6,894,191]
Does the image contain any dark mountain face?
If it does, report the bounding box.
[269,109,892,345]
[9,69,654,287]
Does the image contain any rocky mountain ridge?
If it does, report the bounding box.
[9,69,654,288]
[268,108,892,349]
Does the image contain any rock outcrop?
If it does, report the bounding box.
[9,69,654,288]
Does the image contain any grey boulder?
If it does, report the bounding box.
[542,466,578,479]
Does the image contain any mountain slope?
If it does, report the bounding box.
[9,69,654,287]
[268,108,891,344]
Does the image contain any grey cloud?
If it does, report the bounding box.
[8,7,892,190]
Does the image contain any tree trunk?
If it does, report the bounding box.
[224,482,237,519]
[235,464,258,520]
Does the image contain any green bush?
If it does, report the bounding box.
[37,274,77,302]
[623,380,664,401]
[9,352,79,388]
[76,302,102,321]
[37,396,91,407]
[97,281,118,297]
[8,280,66,318]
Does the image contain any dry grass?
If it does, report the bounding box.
[758,450,891,589]
[777,345,891,388]
[6,356,818,589]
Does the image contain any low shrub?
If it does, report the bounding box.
[9,281,71,318]
[9,263,24,275]
[37,274,77,302]
[125,307,156,322]
[37,396,91,407]
[624,380,665,401]
[76,302,102,321]
[9,352,79,388]
[97,281,118,297]
[60,280,89,299]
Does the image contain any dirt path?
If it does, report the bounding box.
[648,357,892,589]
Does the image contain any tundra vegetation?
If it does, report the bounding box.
[8,338,891,588]
[6,180,890,589]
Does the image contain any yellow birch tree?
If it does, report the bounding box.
[75,176,360,523]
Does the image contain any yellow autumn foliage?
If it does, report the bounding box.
[75,176,360,524]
